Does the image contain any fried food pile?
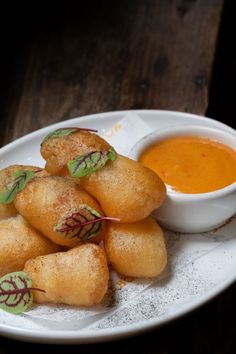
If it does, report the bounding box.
[0,127,167,310]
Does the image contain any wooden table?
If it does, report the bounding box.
[1,1,236,352]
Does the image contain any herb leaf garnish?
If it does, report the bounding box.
[54,204,119,241]
[0,271,45,314]
[41,127,98,145]
[0,170,35,204]
[68,147,117,178]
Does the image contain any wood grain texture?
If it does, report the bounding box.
[0,0,223,146]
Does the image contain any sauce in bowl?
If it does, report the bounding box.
[139,135,236,194]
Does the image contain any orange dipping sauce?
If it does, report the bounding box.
[139,136,236,194]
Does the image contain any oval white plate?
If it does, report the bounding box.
[0,110,236,344]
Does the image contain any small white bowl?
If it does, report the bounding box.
[129,125,236,233]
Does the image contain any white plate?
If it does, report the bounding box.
[0,110,236,344]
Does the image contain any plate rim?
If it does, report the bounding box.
[1,109,235,154]
[0,109,236,344]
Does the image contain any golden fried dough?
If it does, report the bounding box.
[79,155,166,222]
[104,217,167,278]
[14,176,105,247]
[24,244,109,306]
[0,165,48,220]
[41,130,110,176]
[0,215,60,277]
[40,131,166,222]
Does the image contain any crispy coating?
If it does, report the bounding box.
[79,155,166,222]
[24,244,109,306]
[0,165,48,220]
[41,130,110,176]
[40,131,166,222]
[104,217,167,278]
[0,215,60,277]
[14,176,105,247]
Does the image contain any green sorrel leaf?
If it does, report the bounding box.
[41,127,98,145]
[54,204,119,241]
[0,272,33,314]
[0,170,35,204]
[67,147,117,178]
[54,204,102,241]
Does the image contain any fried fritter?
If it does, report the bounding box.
[0,215,60,277]
[24,244,109,306]
[41,131,166,222]
[14,176,105,247]
[104,217,167,278]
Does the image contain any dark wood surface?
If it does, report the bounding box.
[1,0,236,353]
[0,0,223,147]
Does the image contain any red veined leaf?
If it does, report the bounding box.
[0,271,45,314]
[68,147,117,178]
[41,127,98,145]
[0,170,36,204]
[54,204,119,241]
